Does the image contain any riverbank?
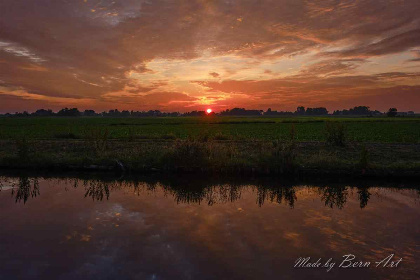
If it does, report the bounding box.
[0,139,419,178]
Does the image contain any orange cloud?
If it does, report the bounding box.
[0,0,419,112]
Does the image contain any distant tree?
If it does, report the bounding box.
[296,106,305,115]
[57,108,81,117]
[387,108,398,117]
[265,108,294,116]
[183,110,206,117]
[219,108,262,116]
[350,106,370,115]
[333,106,373,116]
[83,109,96,116]
[305,107,328,115]
[32,109,54,116]
[121,110,130,117]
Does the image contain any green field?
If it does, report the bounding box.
[0,116,419,143]
[0,116,419,176]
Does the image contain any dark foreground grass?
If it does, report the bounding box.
[0,137,419,177]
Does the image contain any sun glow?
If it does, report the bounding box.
[206,109,212,114]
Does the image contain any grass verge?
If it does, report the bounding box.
[0,137,419,178]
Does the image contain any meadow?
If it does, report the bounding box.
[0,116,419,177]
[0,116,419,143]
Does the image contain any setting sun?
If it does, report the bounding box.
[206,109,212,114]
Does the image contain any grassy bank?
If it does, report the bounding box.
[0,138,419,177]
[0,117,419,177]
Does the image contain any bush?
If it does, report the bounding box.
[15,137,31,160]
[325,121,346,146]
[271,140,297,173]
[84,127,110,155]
[165,138,210,169]
[359,145,369,169]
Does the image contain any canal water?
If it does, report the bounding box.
[0,175,419,280]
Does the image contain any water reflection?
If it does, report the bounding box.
[319,185,348,209]
[0,175,418,210]
[0,176,40,203]
[0,174,419,280]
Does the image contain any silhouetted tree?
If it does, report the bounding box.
[57,108,80,117]
[83,109,96,116]
[32,109,54,116]
[387,108,398,117]
[296,106,305,115]
[219,108,262,116]
[265,108,294,116]
[333,106,382,116]
[305,107,328,115]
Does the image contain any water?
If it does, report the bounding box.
[0,175,419,280]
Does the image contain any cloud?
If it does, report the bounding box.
[101,90,198,110]
[195,71,420,111]
[0,41,45,63]
[298,59,365,76]
[209,72,220,78]
[407,49,420,62]
[323,29,420,58]
[0,0,419,111]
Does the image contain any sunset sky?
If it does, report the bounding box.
[1,0,419,113]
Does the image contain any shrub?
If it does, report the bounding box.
[325,121,346,146]
[84,127,110,155]
[359,145,369,169]
[165,138,210,169]
[271,140,297,173]
[15,137,31,160]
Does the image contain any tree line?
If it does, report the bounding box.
[0,106,414,117]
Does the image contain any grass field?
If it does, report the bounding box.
[0,116,419,143]
[0,116,419,177]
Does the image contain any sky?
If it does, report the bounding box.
[0,0,420,113]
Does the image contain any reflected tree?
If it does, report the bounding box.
[83,179,158,201]
[357,187,371,209]
[2,175,417,210]
[11,177,40,204]
[256,185,297,208]
[319,185,348,209]
[84,180,111,201]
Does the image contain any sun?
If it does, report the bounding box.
[206,108,212,114]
